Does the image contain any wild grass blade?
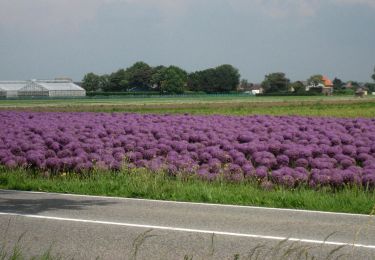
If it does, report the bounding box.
[131,229,158,260]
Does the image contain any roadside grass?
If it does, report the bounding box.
[102,100,375,118]
[2,99,375,118]
[0,243,55,260]
[1,229,56,260]
[0,168,374,215]
[1,95,372,108]
[1,230,374,260]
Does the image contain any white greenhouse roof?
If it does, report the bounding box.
[34,81,84,91]
[0,81,27,91]
[0,79,85,93]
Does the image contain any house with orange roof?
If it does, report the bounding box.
[321,76,333,95]
[306,75,333,95]
[322,76,333,87]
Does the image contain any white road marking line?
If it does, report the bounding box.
[0,189,372,217]
[0,211,374,249]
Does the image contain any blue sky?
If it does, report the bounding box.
[0,0,374,83]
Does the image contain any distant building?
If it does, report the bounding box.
[306,76,333,95]
[250,84,264,95]
[321,76,333,95]
[355,87,368,97]
[0,81,28,98]
[0,79,86,98]
[345,81,354,89]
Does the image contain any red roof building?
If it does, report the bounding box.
[322,76,333,87]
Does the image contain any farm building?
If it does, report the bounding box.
[250,84,264,95]
[0,81,27,98]
[19,80,86,97]
[0,79,85,98]
[305,76,333,95]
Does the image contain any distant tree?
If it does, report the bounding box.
[187,71,203,92]
[82,73,101,92]
[187,64,240,93]
[213,64,241,92]
[350,81,360,89]
[125,61,153,90]
[98,75,110,91]
[238,79,253,91]
[365,83,375,93]
[107,69,128,91]
[150,65,167,91]
[261,73,290,93]
[200,69,217,93]
[159,66,188,94]
[307,75,324,87]
[332,77,344,92]
[372,66,375,81]
[290,81,305,93]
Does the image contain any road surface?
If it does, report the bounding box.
[0,189,374,259]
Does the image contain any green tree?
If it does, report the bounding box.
[332,77,344,92]
[290,81,305,93]
[307,75,324,87]
[125,61,153,90]
[82,73,101,92]
[365,83,375,93]
[187,64,240,93]
[187,69,216,93]
[98,74,110,92]
[350,81,360,89]
[261,73,290,93]
[107,69,128,91]
[187,72,201,92]
[150,65,167,91]
[372,66,375,81]
[239,79,253,91]
[213,64,241,92]
[158,66,187,94]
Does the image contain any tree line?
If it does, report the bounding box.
[82,62,240,94]
[82,63,375,95]
[257,71,375,95]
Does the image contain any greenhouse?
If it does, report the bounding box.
[0,81,28,98]
[0,79,86,98]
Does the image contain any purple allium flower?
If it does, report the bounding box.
[295,158,309,168]
[4,159,17,168]
[242,163,255,177]
[1,111,375,188]
[276,155,289,167]
[362,174,375,188]
[281,175,295,188]
[197,168,210,178]
[199,152,212,163]
[255,166,268,179]
[357,153,372,162]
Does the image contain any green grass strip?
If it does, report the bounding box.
[0,168,374,215]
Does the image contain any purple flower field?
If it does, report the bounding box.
[1,111,375,188]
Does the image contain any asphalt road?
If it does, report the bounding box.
[0,189,374,259]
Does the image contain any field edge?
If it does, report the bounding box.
[0,169,374,215]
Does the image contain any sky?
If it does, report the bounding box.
[0,0,374,83]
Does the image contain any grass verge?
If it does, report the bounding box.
[2,99,375,118]
[2,230,369,260]
[0,168,374,215]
